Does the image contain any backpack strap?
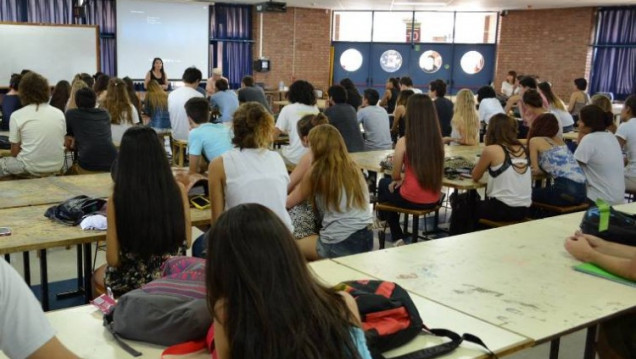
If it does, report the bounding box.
[103,315,143,357]
[383,328,497,359]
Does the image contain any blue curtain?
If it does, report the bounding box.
[0,0,23,21]
[26,0,73,24]
[212,3,253,89]
[590,7,636,100]
[85,0,116,75]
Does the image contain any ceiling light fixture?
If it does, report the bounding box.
[392,2,448,6]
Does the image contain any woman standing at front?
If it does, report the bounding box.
[144,57,169,91]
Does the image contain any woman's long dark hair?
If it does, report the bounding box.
[404,94,444,192]
[113,126,185,258]
[49,80,71,112]
[206,204,361,359]
[150,57,166,81]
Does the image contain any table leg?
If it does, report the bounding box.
[83,242,92,304]
[584,325,597,359]
[56,245,85,300]
[39,249,49,311]
[4,254,9,263]
[23,252,31,286]
[549,338,560,359]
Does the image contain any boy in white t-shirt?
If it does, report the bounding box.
[1,72,65,178]
[168,67,204,141]
[273,80,319,165]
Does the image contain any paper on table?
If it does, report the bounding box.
[574,262,636,287]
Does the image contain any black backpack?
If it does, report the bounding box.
[580,205,636,246]
[449,190,480,235]
[44,195,107,225]
[340,280,495,359]
[0,135,10,150]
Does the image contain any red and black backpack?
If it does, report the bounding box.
[340,280,496,359]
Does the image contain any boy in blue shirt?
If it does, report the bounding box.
[186,97,232,174]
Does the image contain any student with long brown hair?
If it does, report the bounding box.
[528,113,586,206]
[472,114,531,222]
[287,124,373,260]
[101,77,140,143]
[538,81,575,133]
[206,204,371,359]
[444,88,479,145]
[378,94,444,243]
[49,80,71,113]
[390,89,414,138]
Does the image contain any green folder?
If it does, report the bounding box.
[574,263,636,287]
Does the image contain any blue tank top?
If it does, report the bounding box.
[538,138,586,183]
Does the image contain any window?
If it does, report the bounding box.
[372,12,412,42]
[333,11,372,42]
[415,12,454,43]
[454,13,497,43]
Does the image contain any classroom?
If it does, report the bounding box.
[0,0,635,358]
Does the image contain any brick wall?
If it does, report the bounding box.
[495,7,595,100]
[252,7,332,93]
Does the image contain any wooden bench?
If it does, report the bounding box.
[478,218,529,228]
[532,201,589,215]
[375,203,440,248]
[171,138,188,167]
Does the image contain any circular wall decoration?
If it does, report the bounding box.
[460,51,485,74]
[379,50,403,73]
[339,49,363,72]
[419,50,442,73]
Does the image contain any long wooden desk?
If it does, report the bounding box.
[22,261,529,359]
[333,203,636,358]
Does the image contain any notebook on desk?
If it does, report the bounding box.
[574,263,636,287]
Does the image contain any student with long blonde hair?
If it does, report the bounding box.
[65,79,89,112]
[444,88,479,145]
[143,79,171,133]
[378,94,444,243]
[287,124,373,260]
[102,77,140,143]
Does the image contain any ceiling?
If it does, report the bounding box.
[201,0,635,11]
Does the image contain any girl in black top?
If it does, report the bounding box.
[144,57,169,90]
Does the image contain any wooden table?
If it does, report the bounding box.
[0,177,79,209]
[333,203,636,358]
[310,260,532,358]
[47,173,113,199]
[562,131,578,142]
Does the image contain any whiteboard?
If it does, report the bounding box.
[0,23,99,87]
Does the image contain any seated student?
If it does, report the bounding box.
[102,78,140,144]
[205,68,227,97]
[590,94,617,133]
[206,204,372,359]
[185,97,232,175]
[538,81,575,133]
[378,77,400,114]
[357,88,392,151]
[472,114,531,222]
[378,94,443,244]
[0,258,79,359]
[65,88,117,174]
[564,231,636,359]
[523,89,559,136]
[567,77,590,125]
[477,85,504,126]
[209,78,239,123]
[168,67,204,141]
[287,113,330,239]
[500,70,519,98]
[444,88,479,146]
[143,80,171,134]
[1,72,65,178]
[429,79,454,137]
[99,126,192,297]
[123,77,141,118]
[274,80,319,165]
[528,113,586,206]
[209,102,292,229]
[65,79,89,113]
[324,85,364,153]
[92,74,110,108]
[1,74,22,131]
[340,78,362,110]
[287,124,373,259]
[614,94,636,192]
[49,80,71,113]
[504,76,549,138]
[391,90,414,139]
[237,75,270,112]
[399,76,422,94]
[574,105,624,205]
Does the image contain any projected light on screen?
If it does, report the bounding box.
[116,0,209,83]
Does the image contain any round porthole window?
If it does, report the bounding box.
[419,51,442,73]
[379,50,403,73]
[460,51,485,75]
[340,49,363,72]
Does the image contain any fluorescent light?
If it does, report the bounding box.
[392,2,448,6]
